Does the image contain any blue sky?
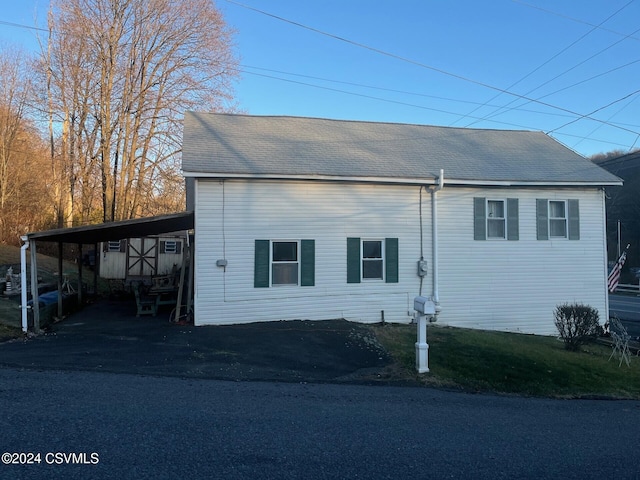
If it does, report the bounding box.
[2,0,640,158]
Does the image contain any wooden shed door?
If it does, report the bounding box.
[126,238,159,277]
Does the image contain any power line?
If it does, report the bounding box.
[547,88,640,134]
[238,68,631,146]
[224,0,640,139]
[239,68,534,130]
[473,57,640,127]
[0,20,48,33]
[240,64,575,118]
[470,24,640,130]
[457,0,635,127]
[512,0,640,43]
[572,94,640,150]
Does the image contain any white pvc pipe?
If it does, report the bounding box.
[431,169,444,312]
[20,236,29,332]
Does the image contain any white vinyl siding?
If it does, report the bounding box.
[194,180,423,326]
[439,188,605,335]
[194,180,607,336]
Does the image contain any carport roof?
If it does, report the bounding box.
[25,211,194,244]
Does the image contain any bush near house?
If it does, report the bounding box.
[554,303,601,351]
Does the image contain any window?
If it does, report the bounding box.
[106,240,122,252]
[272,241,299,285]
[362,240,384,279]
[549,201,567,238]
[474,198,519,241]
[347,237,398,283]
[487,200,506,239]
[254,239,315,288]
[161,240,181,254]
[537,199,579,240]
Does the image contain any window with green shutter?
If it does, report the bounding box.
[475,197,518,240]
[347,237,398,283]
[254,239,315,287]
[536,199,579,240]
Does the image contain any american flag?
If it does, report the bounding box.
[608,244,630,293]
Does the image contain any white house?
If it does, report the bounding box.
[181,112,622,335]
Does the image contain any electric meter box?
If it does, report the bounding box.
[414,296,436,315]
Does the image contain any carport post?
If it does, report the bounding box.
[57,242,63,320]
[30,240,40,332]
[77,243,83,305]
[20,236,29,332]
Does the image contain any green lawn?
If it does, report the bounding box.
[374,323,640,398]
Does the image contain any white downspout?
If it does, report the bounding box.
[601,188,610,329]
[20,236,29,333]
[431,169,444,315]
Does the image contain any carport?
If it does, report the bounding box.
[20,211,194,332]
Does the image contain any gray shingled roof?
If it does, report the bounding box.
[182,112,622,185]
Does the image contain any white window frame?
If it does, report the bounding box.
[486,199,506,240]
[106,240,122,252]
[163,240,179,254]
[549,200,568,238]
[361,238,385,281]
[271,240,300,286]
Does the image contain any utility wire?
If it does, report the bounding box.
[455,0,634,127]
[0,20,48,32]
[470,23,640,129]
[241,64,575,118]
[547,89,640,134]
[572,94,640,150]
[475,57,640,126]
[239,68,626,146]
[224,0,640,138]
[512,0,640,43]
[240,69,539,129]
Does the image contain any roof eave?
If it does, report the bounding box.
[182,171,622,188]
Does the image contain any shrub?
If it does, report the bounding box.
[554,303,600,351]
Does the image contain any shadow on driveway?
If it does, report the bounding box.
[0,299,401,385]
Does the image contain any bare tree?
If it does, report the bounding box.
[43,0,238,223]
[0,46,52,244]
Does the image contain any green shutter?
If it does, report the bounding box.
[474,197,486,240]
[347,237,361,283]
[301,239,315,286]
[568,199,580,240]
[536,199,549,240]
[385,238,399,283]
[507,198,519,241]
[254,240,270,288]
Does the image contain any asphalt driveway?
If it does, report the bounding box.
[0,299,398,384]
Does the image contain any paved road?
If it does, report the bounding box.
[609,294,640,338]
[0,368,638,480]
